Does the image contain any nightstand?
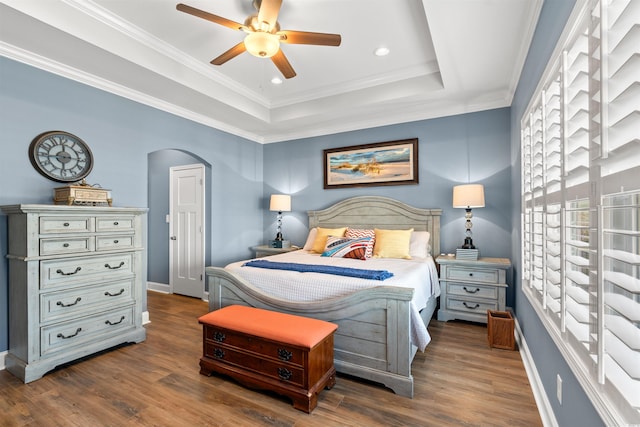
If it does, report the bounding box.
[436,255,511,323]
[252,245,300,258]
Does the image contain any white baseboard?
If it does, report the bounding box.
[0,350,6,371]
[142,311,150,325]
[147,281,170,293]
[514,317,558,427]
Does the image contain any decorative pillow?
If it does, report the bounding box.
[409,231,431,258]
[345,228,375,259]
[302,227,318,251]
[321,236,372,260]
[373,228,413,259]
[311,227,347,253]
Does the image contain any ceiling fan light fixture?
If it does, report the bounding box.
[245,31,280,58]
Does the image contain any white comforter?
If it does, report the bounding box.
[225,250,440,350]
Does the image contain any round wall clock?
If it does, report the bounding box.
[28,131,94,183]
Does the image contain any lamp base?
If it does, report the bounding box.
[269,240,291,248]
[461,237,476,249]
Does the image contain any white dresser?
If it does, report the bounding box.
[1,204,147,383]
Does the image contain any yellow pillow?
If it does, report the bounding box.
[311,227,347,253]
[373,228,413,259]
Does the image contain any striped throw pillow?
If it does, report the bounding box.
[345,228,375,259]
[321,236,373,260]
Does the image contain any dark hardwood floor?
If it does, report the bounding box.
[0,291,542,426]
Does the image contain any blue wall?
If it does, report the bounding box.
[0,57,264,351]
[263,109,512,261]
[510,0,604,425]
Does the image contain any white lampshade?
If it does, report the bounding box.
[453,184,485,208]
[269,194,291,212]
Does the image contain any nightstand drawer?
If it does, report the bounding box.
[447,282,498,300]
[447,267,499,284]
[447,297,498,313]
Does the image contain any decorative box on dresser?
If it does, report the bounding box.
[436,255,511,323]
[1,204,148,383]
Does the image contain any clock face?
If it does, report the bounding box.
[29,131,94,183]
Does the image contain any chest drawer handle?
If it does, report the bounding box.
[105,316,126,326]
[105,288,125,297]
[468,273,474,277]
[57,328,82,339]
[213,348,225,359]
[63,243,70,248]
[113,221,119,225]
[463,287,480,294]
[104,261,125,270]
[277,367,293,381]
[113,240,119,244]
[213,332,226,342]
[63,222,70,227]
[56,267,81,276]
[56,297,81,307]
[278,348,293,362]
[463,302,480,310]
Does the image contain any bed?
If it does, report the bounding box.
[205,196,442,398]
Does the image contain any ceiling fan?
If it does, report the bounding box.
[176,0,341,79]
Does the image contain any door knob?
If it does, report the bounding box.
[170,236,177,240]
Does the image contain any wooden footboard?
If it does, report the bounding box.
[206,266,420,398]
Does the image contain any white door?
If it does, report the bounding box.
[169,164,205,298]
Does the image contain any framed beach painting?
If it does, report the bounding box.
[323,139,419,189]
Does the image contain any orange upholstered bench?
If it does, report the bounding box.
[198,305,338,413]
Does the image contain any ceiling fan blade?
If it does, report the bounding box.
[211,42,247,65]
[176,3,244,31]
[279,30,341,46]
[257,0,282,30]
[271,49,296,79]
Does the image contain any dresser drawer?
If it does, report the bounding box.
[40,253,134,289]
[204,342,305,388]
[446,267,499,284]
[96,235,134,251]
[204,327,305,366]
[446,297,498,313]
[447,282,498,300]
[40,279,135,323]
[40,306,134,357]
[96,217,135,233]
[40,237,94,256]
[40,216,92,234]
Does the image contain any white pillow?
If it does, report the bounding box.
[409,231,431,258]
[302,227,318,251]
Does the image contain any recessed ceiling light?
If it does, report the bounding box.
[374,47,390,57]
[271,77,283,85]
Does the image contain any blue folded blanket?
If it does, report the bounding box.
[243,259,394,281]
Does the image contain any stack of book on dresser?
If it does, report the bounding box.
[456,248,479,260]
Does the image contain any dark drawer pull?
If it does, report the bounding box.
[56,297,81,307]
[213,332,226,342]
[468,273,474,277]
[463,287,480,294]
[56,267,81,276]
[113,221,119,225]
[104,261,125,270]
[463,302,480,309]
[277,367,292,381]
[105,288,125,297]
[63,222,70,227]
[213,348,225,359]
[63,243,70,248]
[57,328,82,339]
[105,316,125,326]
[278,348,293,362]
[113,240,119,244]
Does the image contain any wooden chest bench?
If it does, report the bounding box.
[198,305,338,413]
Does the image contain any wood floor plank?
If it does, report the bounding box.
[0,291,542,426]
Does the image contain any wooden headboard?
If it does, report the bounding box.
[307,196,442,257]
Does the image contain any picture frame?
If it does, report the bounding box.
[323,138,419,189]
